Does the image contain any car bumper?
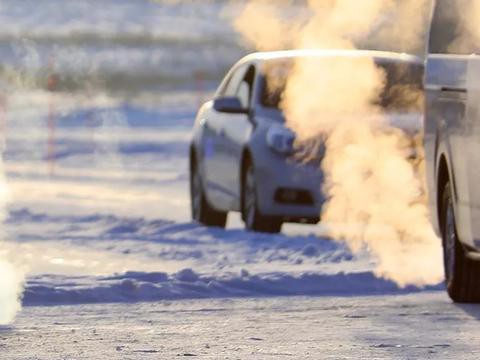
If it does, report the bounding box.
[254,153,324,222]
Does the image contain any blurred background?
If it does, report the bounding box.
[0,0,435,302]
[0,0,250,223]
[1,0,244,95]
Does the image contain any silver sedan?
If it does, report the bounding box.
[189,49,423,233]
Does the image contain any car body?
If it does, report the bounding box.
[190,49,423,233]
[424,0,480,302]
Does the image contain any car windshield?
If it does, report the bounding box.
[260,61,290,111]
[260,59,424,114]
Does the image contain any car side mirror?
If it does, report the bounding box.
[213,97,249,114]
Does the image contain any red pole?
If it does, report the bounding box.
[85,87,96,153]
[0,93,7,151]
[195,71,205,108]
[47,56,57,177]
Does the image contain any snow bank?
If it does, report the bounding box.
[23,269,443,306]
[6,207,443,307]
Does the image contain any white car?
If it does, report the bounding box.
[190,49,423,233]
[425,0,480,302]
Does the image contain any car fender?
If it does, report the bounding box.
[435,125,457,204]
[435,122,476,248]
[190,101,215,199]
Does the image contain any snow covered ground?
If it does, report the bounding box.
[4,293,480,359]
[0,62,475,360]
[1,98,442,308]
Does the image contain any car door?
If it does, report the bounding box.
[202,64,248,210]
[426,0,478,249]
[218,64,257,210]
[465,56,480,249]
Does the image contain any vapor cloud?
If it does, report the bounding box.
[234,0,443,287]
[0,260,24,324]
[0,137,23,324]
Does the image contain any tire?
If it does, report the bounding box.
[441,181,480,302]
[242,161,282,234]
[190,159,227,228]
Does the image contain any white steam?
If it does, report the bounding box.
[0,261,23,324]
[0,114,24,323]
[0,39,53,325]
[234,0,444,287]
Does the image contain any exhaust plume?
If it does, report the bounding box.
[0,261,24,324]
[234,0,443,287]
[0,127,23,324]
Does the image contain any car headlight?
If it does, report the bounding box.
[266,125,295,155]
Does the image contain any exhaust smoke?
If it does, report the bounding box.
[234,0,443,287]
[0,261,24,325]
[0,126,23,324]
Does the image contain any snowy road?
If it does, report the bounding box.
[4,292,480,359]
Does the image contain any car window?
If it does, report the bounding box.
[260,60,292,110]
[260,59,423,114]
[223,64,248,97]
[237,82,250,109]
[215,64,248,98]
[236,65,256,109]
[429,0,477,54]
[429,0,458,54]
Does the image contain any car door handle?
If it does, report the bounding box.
[441,86,467,94]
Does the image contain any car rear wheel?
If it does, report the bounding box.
[441,181,480,302]
[242,162,282,234]
[190,160,227,228]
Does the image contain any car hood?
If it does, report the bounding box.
[383,112,423,135]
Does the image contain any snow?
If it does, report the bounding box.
[0,99,443,308]
[0,87,450,359]
[23,270,441,307]
[3,293,479,359]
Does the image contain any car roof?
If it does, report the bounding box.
[238,49,423,66]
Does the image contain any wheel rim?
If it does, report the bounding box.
[244,168,257,229]
[444,197,456,284]
[191,169,202,221]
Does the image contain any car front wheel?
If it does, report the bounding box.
[442,181,480,302]
[190,160,227,228]
[242,162,282,234]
